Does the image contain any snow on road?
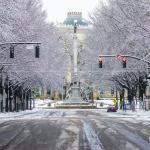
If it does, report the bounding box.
[0,108,150,122]
[0,109,78,120]
[0,107,150,150]
[112,124,150,150]
[1,99,149,122]
[83,121,105,150]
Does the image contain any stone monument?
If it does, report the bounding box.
[64,21,84,103]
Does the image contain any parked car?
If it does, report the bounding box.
[107,106,117,112]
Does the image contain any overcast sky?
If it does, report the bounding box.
[41,0,100,23]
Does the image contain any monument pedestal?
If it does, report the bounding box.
[65,82,85,104]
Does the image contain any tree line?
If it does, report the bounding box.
[83,0,150,106]
[0,0,68,112]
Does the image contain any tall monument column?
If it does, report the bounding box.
[61,12,89,103]
[65,22,83,103]
[73,34,78,80]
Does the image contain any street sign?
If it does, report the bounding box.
[26,45,34,50]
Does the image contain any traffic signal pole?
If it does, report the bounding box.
[99,54,150,110]
[0,42,41,112]
[0,42,41,58]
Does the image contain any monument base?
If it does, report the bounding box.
[54,101,96,109]
[65,85,84,103]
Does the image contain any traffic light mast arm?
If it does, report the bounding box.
[0,42,41,46]
[0,42,41,55]
[99,55,150,64]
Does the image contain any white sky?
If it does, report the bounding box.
[41,0,100,23]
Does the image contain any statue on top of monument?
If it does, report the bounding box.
[74,23,77,33]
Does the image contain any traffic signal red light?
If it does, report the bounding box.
[99,57,103,68]
[10,46,14,58]
[122,57,127,68]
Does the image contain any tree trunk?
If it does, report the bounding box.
[128,89,134,104]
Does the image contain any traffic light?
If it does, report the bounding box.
[122,57,127,68]
[10,46,14,58]
[35,45,40,58]
[99,57,103,68]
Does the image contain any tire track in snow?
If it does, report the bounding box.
[83,121,105,150]
[102,118,150,150]
[111,123,150,150]
[0,126,26,150]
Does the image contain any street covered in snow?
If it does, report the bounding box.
[1,0,150,150]
[0,106,150,150]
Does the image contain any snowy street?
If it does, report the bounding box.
[0,109,150,150]
[1,0,150,150]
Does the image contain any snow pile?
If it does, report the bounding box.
[34,99,54,108]
[95,99,114,108]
